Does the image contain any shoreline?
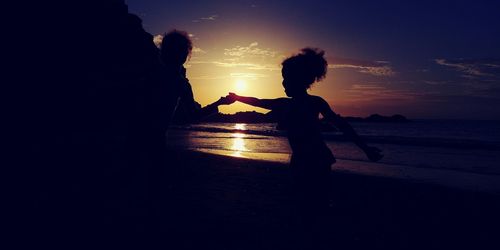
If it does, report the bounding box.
[180,148,500,195]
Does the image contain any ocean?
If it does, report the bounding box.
[166,120,500,192]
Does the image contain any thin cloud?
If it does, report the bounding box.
[192,14,219,23]
[192,47,206,54]
[343,84,419,101]
[212,61,280,71]
[188,74,229,80]
[435,58,500,78]
[423,80,449,85]
[188,60,280,71]
[328,57,395,76]
[191,42,283,71]
[230,72,268,79]
[224,42,279,58]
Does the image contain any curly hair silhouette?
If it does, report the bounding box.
[160,29,193,65]
[282,48,328,89]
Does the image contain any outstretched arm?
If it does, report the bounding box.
[203,95,236,110]
[318,98,383,162]
[192,96,231,120]
[228,92,287,110]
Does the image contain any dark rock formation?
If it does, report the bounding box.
[15,1,178,247]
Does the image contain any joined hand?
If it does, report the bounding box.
[217,93,238,105]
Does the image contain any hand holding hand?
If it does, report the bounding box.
[228,92,239,101]
[364,146,383,162]
[216,93,238,105]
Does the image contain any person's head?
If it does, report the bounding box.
[160,29,193,66]
[281,48,328,97]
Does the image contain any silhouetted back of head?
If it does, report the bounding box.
[160,29,193,65]
[282,48,328,89]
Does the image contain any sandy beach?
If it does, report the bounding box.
[162,149,500,250]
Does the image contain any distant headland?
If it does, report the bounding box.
[343,114,409,123]
[201,111,409,123]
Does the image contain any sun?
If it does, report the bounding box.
[235,79,247,92]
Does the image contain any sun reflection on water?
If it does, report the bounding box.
[234,123,246,131]
[231,132,247,158]
[231,124,248,157]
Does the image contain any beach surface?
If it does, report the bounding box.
[165,148,500,249]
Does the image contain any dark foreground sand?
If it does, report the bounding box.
[26,148,500,249]
[163,149,500,250]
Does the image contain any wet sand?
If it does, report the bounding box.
[165,149,500,249]
[193,147,500,194]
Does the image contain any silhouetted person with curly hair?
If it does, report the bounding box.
[228,48,382,247]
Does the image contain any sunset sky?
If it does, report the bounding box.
[126,0,500,119]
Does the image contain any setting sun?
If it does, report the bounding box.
[235,79,247,92]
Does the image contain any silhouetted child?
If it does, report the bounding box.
[229,48,382,227]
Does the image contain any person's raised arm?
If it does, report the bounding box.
[228,92,286,110]
[203,95,236,110]
[318,97,383,162]
[187,94,236,122]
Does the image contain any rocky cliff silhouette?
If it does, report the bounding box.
[17,1,176,247]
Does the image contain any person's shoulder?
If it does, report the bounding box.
[267,97,290,110]
[309,95,336,113]
[309,95,328,105]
